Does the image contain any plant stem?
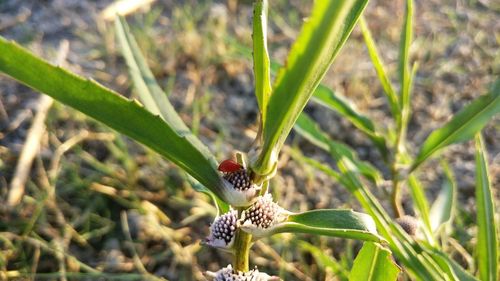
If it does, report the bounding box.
[233,208,252,272]
[391,177,403,218]
[390,140,406,218]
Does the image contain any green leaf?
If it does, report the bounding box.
[474,133,498,281]
[252,0,272,125]
[114,17,224,201]
[407,175,434,243]
[290,151,448,280]
[312,85,389,158]
[294,113,383,185]
[349,242,400,281]
[398,0,413,104]
[253,0,369,175]
[359,17,399,120]
[429,161,456,234]
[224,36,384,157]
[412,80,500,171]
[276,209,382,242]
[428,249,479,281]
[0,36,229,202]
[115,17,182,130]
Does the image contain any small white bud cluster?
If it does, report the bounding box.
[395,215,419,236]
[205,210,238,249]
[205,264,280,281]
[239,194,290,238]
[224,169,252,191]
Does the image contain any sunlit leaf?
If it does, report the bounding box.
[474,133,498,281]
[260,209,382,242]
[253,0,369,175]
[359,17,399,120]
[429,161,456,234]
[312,85,388,158]
[349,242,400,281]
[0,36,229,202]
[252,0,272,125]
[412,81,500,171]
[294,113,383,185]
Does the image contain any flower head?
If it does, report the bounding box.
[205,264,281,281]
[218,159,261,207]
[204,210,238,250]
[395,215,419,236]
[239,194,290,238]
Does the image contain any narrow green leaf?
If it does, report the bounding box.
[224,36,385,157]
[252,0,272,124]
[474,133,498,281]
[428,250,479,281]
[276,209,382,242]
[359,17,399,120]
[412,81,500,171]
[114,17,224,202]
[290,152,449,280]
[429,161,456,234]
[398,0,413,103]
[254,0,369,175]
[115,17,180,129]
[312,85,388,158]
[0,36,229,202]
[407,175,434,243]
[294,113,383,185]
[349,242,400,281]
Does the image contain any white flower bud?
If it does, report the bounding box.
[239,194,290,238]
[204,210,238,250]
[205,264,281,281]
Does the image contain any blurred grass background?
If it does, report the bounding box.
[0,0,498,280]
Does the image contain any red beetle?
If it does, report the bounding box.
[218,159,243,173]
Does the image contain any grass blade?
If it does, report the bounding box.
[407,175,434,243]
[312,85,389,158]
[359,17,399,120]
[294,113,383,185]
[411,81,500,171]
[398,0,413,104]
[253,0,368,175]
[115,17,178,128]
[289,151,449,280]
[0,36,229,202]
[349,242,400,281]
[428,249,478,281]
[114,17,226,203]
[252,0,272,124]
[474,133,498,281]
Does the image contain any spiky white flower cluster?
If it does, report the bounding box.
[220,168,261,207]
[223,169,252,191]
[204,210,238,249]
[205,264,281,281]
[239,194,290,238]
[395,215,419,236]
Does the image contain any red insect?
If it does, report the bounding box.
[218,159,243,173]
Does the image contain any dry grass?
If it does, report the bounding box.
[0,0,498,280]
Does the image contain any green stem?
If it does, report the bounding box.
[233,208,252,272]
[391,177,403,218]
